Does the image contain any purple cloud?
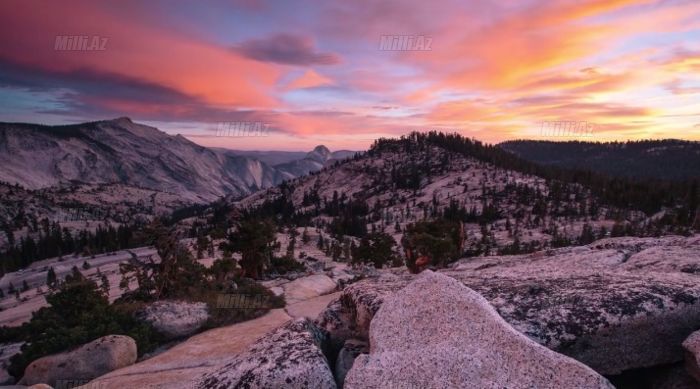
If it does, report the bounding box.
[232,33,340,66]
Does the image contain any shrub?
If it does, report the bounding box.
[6,273,162,379]
[201,277,285,329]
[351,232,399,268]
[402,219,464,272]
[269,255,306,275]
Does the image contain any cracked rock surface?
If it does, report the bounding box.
[345,271,614,389]
[319,235,700,375]
[197,317,336,389]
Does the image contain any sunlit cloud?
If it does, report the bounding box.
[0,0,698,150]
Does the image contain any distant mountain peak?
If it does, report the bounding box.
[312,145,330,155]
[305,145,332,163]
[110,116,133,124]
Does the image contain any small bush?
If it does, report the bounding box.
[269,255,306,275]
[5,273,163,379]
[200,277,285,329]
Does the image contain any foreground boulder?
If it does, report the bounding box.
[318,235,700,375]
[344,271,613,389]
[198,318,336,388]
[136,300,209,340]
[19,335,137,387]
[682,330,700,383]
[83,309,294,389]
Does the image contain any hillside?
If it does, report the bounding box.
[499,139,700,180]
[230,133,697,259]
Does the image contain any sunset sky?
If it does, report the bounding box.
[1,0,699,150]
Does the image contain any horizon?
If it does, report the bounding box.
[4,116,699,153]
[1,1,699,150]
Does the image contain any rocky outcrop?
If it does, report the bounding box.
[283,274,338,304]
[334,339,367,388]
[19,335,137,387]
[287,292,342,319]
[345,271,613,388]
[317,235,700,375]
[85,309,292,389]
[136,300,209,340]
[198,318,336,389]
[682,330,700,383]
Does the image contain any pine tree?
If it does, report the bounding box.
[317,233,325,250]
[221,218,277,280]
[100,274,110,296]
[46,267,57,288]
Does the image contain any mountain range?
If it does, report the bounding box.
[0,118,353,203]
[2,121,697,254]
[0,118,355,250]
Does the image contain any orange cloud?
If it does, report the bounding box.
[285,70,334,90]
[0,1,280,108]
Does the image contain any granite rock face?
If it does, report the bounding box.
[283,274,338,304]
[344,271,613,389]
[19,335,137,387]
[197,318,336,389]
[136,300,209,340]
[317,235,700,375]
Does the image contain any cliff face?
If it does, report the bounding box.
[0,118,270,202]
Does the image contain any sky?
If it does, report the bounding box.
[0,0,699,151]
